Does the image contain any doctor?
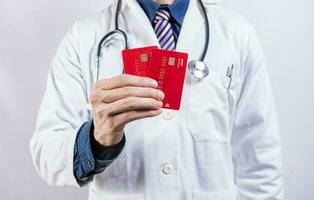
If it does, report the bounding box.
[30,0,283,199]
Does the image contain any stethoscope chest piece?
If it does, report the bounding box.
[188,60,209,79]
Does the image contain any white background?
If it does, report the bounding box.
[0,0,313,199]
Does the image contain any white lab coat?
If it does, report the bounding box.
[30,0,283,199]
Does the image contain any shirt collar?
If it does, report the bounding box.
[137,0,190,25]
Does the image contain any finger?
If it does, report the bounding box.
[107,97,163,115]
[100,87,165,103]
[96,74,158,90]
[112,109,163,129]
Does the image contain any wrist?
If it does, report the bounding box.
[94,130,124,147]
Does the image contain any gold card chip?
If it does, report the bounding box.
[168,57,175,66]
[140,53,148,62]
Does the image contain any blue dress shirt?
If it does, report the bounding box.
[73,0,190,186]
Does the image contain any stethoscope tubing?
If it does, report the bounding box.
[95,0,210,82]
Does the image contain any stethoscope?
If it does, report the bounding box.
[95,0,210,82]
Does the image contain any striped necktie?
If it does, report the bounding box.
[153,7,176,50]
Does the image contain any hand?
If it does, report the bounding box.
[90,74,165,147]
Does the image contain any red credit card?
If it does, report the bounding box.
[122,46,158,77]
[148,49,188,110]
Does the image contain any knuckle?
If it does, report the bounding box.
[149,110,158,117]
[103,106,111,116]
[141,77,149,85]
[125,111,137,120]
[123,86,133,97]
[149,88,157,97]
[101,91,110,103]
[146,111,154,117]
[89,94,99,105]
[150,98,159,108]
[94,81,102,90]
[118,74,127,84]
[124,97,137,109]
[150,111,156,117]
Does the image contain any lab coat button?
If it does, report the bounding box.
[162,110,175,120]
[162,164,174,175]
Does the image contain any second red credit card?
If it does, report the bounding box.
[148,49,188,110]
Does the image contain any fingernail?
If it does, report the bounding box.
[157,90,165,100]
[158,101,163,107]
[147,79,158,87]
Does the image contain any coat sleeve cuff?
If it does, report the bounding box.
[90,121,126,171]
[73,120,96,186]
[73,120,126,186]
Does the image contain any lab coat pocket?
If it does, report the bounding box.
[187,72,241,143]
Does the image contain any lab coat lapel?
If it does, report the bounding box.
[121,0,160,48]
[176,0,204,58]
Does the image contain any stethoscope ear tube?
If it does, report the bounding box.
[95,0,128,82]
[97,29,128,58]
[95,29,128,82]
[197,0,210,63]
